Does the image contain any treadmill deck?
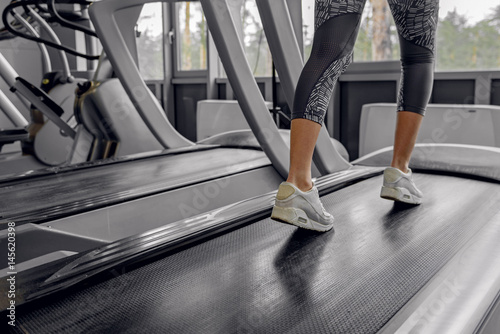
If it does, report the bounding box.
[0,147,270,226]
[10,172,500,333]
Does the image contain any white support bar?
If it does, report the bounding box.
[0,52,19,88]
[89,0,194,149]
[0,88,28,127]
[201,0,289,178]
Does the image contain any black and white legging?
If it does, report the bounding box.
[292,0,439,123]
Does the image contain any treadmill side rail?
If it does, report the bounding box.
[12,166,381,307]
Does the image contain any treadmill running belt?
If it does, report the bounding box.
[12,173,500,333]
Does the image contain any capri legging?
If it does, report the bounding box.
[292,0,439,123]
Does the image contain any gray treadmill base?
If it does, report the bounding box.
[10,172,500,333]
[354,143,500,182]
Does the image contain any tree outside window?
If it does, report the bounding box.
[177,2,207,71]
[302,0,500,71]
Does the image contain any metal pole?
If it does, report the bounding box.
[0,88,28,127]
[201,0,289,178]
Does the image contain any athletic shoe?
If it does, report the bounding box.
[380,167,423,204]
[271,182,334,232]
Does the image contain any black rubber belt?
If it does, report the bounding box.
[10,173,500,334]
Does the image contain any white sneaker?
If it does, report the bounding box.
[380,167,423,204]
[271,182,334,232]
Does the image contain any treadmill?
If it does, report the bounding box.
[2,1,500,333]
[4,148,499,334]
[0,0,299,238]
[0,0,348,236]
[0,0,348,291]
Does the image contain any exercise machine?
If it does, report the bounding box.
[3,1,499,332]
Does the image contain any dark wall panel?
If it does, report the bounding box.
[174,84,207,142]
[276,82,288,111]
[257,82,266,100]
[218,83,226,100]
[431,80,475,104]
[339,81,397,160]
[491,79,500,106]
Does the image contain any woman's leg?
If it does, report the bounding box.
[390,0,439,171]
[287,119,321,192]
[391,112,423,173]
[287,0,366,190]
[381,0,439,203]
[272,0,366,231]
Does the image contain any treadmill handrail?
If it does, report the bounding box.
[26,6,72,82]
[88,0,194,150]
[2,1,100,60]
[47,0,97,38]
[9,9,52,74]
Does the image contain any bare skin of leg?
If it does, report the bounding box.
[391,111,423,174]
[286,111,421,191]
[286,118,322,192]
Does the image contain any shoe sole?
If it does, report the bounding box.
[271,206,334,232]
[380,186,422,205]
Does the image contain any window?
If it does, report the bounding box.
[301,0,500,71]
[218,0,273,77]
[353,1,400,63]
[240,1,272,76]
[302,0,314,61]
[176,2,207,72]
[136,3,165,80]
[436,2,500,71]
[302,0,399,63]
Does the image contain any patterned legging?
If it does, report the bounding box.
[292,0,439,124]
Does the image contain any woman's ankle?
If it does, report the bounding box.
[390,160,409,174]
[286,177,313,192]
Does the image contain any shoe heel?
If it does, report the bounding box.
[271,206,300,225]
[380,186,421,204]
[380,186,401,201]
[271,206,333,232]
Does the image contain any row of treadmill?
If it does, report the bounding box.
[1,0,500,333]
